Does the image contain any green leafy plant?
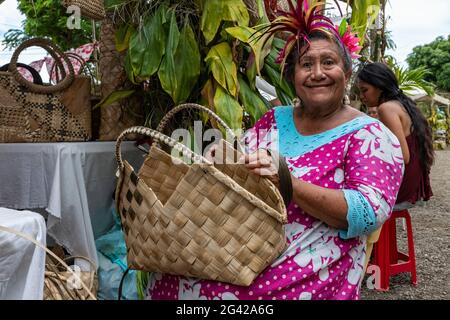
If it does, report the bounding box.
[385,56,435,97]
[103,0,283,131]
[349,0,380,46]
[407,35,450,91]
[101,0,380,132]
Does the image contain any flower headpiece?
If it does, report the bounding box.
[259,0,361,73]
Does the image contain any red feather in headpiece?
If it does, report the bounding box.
[258,0,360,74]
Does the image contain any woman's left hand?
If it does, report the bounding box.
[240,149,280,187]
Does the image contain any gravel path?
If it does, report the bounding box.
[361,150,450,300]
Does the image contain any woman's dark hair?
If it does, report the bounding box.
[357,62,434,173]
[284,31,352,81]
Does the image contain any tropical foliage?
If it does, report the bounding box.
[406,35,450,91]
[101,0,381,132]
[102,0,296,131]
[349,0,380,46]
[384,56,435,96]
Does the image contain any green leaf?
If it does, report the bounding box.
[255,0,270,25]
[175,23,201,102]
[115,24,135,52]
[262,62,295,100]
[124,52,137,84]
[338,19,348,37]
[93,90,135,110]
[205,42,239,97]
[129,6,167,79]
[224,0,249,26]
[225,26,272,75]
[161,22,201,104]
[157,11,181,102]
[214,85,243,131]
[238,74,268,126]
[350,0,380,45]
[136,271,150,300]
[275,87,293,106]
[200,0,222,44]
[201,0,249,44]
[246,52,257,89]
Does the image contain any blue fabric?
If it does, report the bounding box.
[340,189,377,239]
[95,205,138,300]
[273,106,378,158]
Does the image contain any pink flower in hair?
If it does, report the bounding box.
[336,25,362,59]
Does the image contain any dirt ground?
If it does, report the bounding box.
[360,150,450,300]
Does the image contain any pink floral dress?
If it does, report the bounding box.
[146,106,404,300]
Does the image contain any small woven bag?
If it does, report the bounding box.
[0,38,92,143]
[115,103,288,286]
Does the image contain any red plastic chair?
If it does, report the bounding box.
[369,209,417,291]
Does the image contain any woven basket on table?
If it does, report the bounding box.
[115,103,288,287]
[0,38,92,143]
[62,0,105,21]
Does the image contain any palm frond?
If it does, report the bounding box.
[393,64,435,97]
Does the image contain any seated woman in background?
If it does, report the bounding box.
[357,62,434,210]
[146,1,404,300]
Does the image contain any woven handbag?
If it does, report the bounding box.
[0,38,92,143]
[115,103,288,287]
[62,0,106,21]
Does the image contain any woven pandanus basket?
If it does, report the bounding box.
[115,103,287,286]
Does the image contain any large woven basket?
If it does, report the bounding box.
[62,0,105,21]
[115,104,287,286]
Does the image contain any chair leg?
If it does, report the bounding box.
[376,223,390,291]
[404,213,417,285]
[388,216,398,264]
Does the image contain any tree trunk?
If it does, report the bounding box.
[98,14,143,141]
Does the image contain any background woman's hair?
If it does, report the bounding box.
[284,31,352,81]
[357,62,435,173]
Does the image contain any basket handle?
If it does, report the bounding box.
[155,103,244,153]
[49,52,87,84]
[0,62,44,85]
[0,224,96,300]
[9,38,75,94]
[116,126,212,171]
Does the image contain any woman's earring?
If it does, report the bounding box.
[343,93,350,105]
[293,97,302,108]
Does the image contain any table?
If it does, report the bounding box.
[0,141,145,267]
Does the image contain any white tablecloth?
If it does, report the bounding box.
[0,208,46,300]
[0,141,145,268]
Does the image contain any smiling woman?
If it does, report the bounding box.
[146,0,405,301]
